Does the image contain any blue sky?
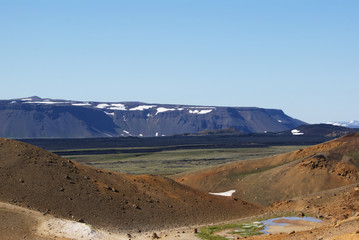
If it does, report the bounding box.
[1,0,358,123]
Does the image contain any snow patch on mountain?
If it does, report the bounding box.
[129,105,156,111]
[72,102,91,106]
[156,107,177,115]
[109,103,127,110]
[96,103,110,109]
[26,101,69,105]
[326,121,359,128]
[291,129,304,135]
[189,109,213,114]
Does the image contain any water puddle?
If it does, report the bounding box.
[260,216,322,234]
[212,216,323,239]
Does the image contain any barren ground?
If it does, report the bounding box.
[1,133,359,239]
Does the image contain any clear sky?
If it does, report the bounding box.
[1,0,358,123]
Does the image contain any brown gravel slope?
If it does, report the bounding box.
[0,138,261,231]
[175,132,359,206]
[246,184,359,240]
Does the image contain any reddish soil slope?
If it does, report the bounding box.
[0,138,260,231]
[247,184,359,240]
[175,132,359,206]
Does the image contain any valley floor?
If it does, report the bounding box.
[2,183,359,240]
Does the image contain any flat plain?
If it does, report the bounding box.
[62,146,305,175]
[22,134,332,175]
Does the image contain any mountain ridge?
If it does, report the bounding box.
[0,96,306,138]
[326,120,359,128]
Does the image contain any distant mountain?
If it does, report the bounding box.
[279,124,358,138]
[0,96,306,138]
[326,120,359,128]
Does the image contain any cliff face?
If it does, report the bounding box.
[0,97,305,138]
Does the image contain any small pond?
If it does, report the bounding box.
[260,216,322,234]
[218,216,323,239]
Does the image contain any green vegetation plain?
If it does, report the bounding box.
[65,146,304,175]
[197,212,301,240]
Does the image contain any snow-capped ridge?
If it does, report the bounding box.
[326,120,359,128]
[129,105,156,111]
[1,96,306,138]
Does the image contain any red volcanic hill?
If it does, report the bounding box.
[174,132,359,206]
[0,138,260,231]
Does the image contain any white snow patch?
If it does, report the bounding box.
[327,120,359,128]
[38,218,103,240]
[21,98,32,101]
[156,107,176,115]
[198,109,213,114]
[327,122,342,126]
[189,109,213,114]
[147,113,153,117]
[123,130,129,134]
[129,105,156,111]
[209,190,236,197]
[104,111,115,116]
[291,129,304,135]
[72,103,91,106]
[278,120,282,123]
[26,101,68,105]
[96,103,110,109]
[109,103,126,111]
[155,132,159,137]
[139,134,143,137]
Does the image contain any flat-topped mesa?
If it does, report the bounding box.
[0,97,305,138]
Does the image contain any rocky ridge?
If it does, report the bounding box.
[0,96,305,138]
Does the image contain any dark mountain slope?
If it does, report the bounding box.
[0,103,119,138]
[279,124,358,137]
[0,97,305,138]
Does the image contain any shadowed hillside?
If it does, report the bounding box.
[0,97,305,138]
[0,138,260,231]
[174,132,359,206]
